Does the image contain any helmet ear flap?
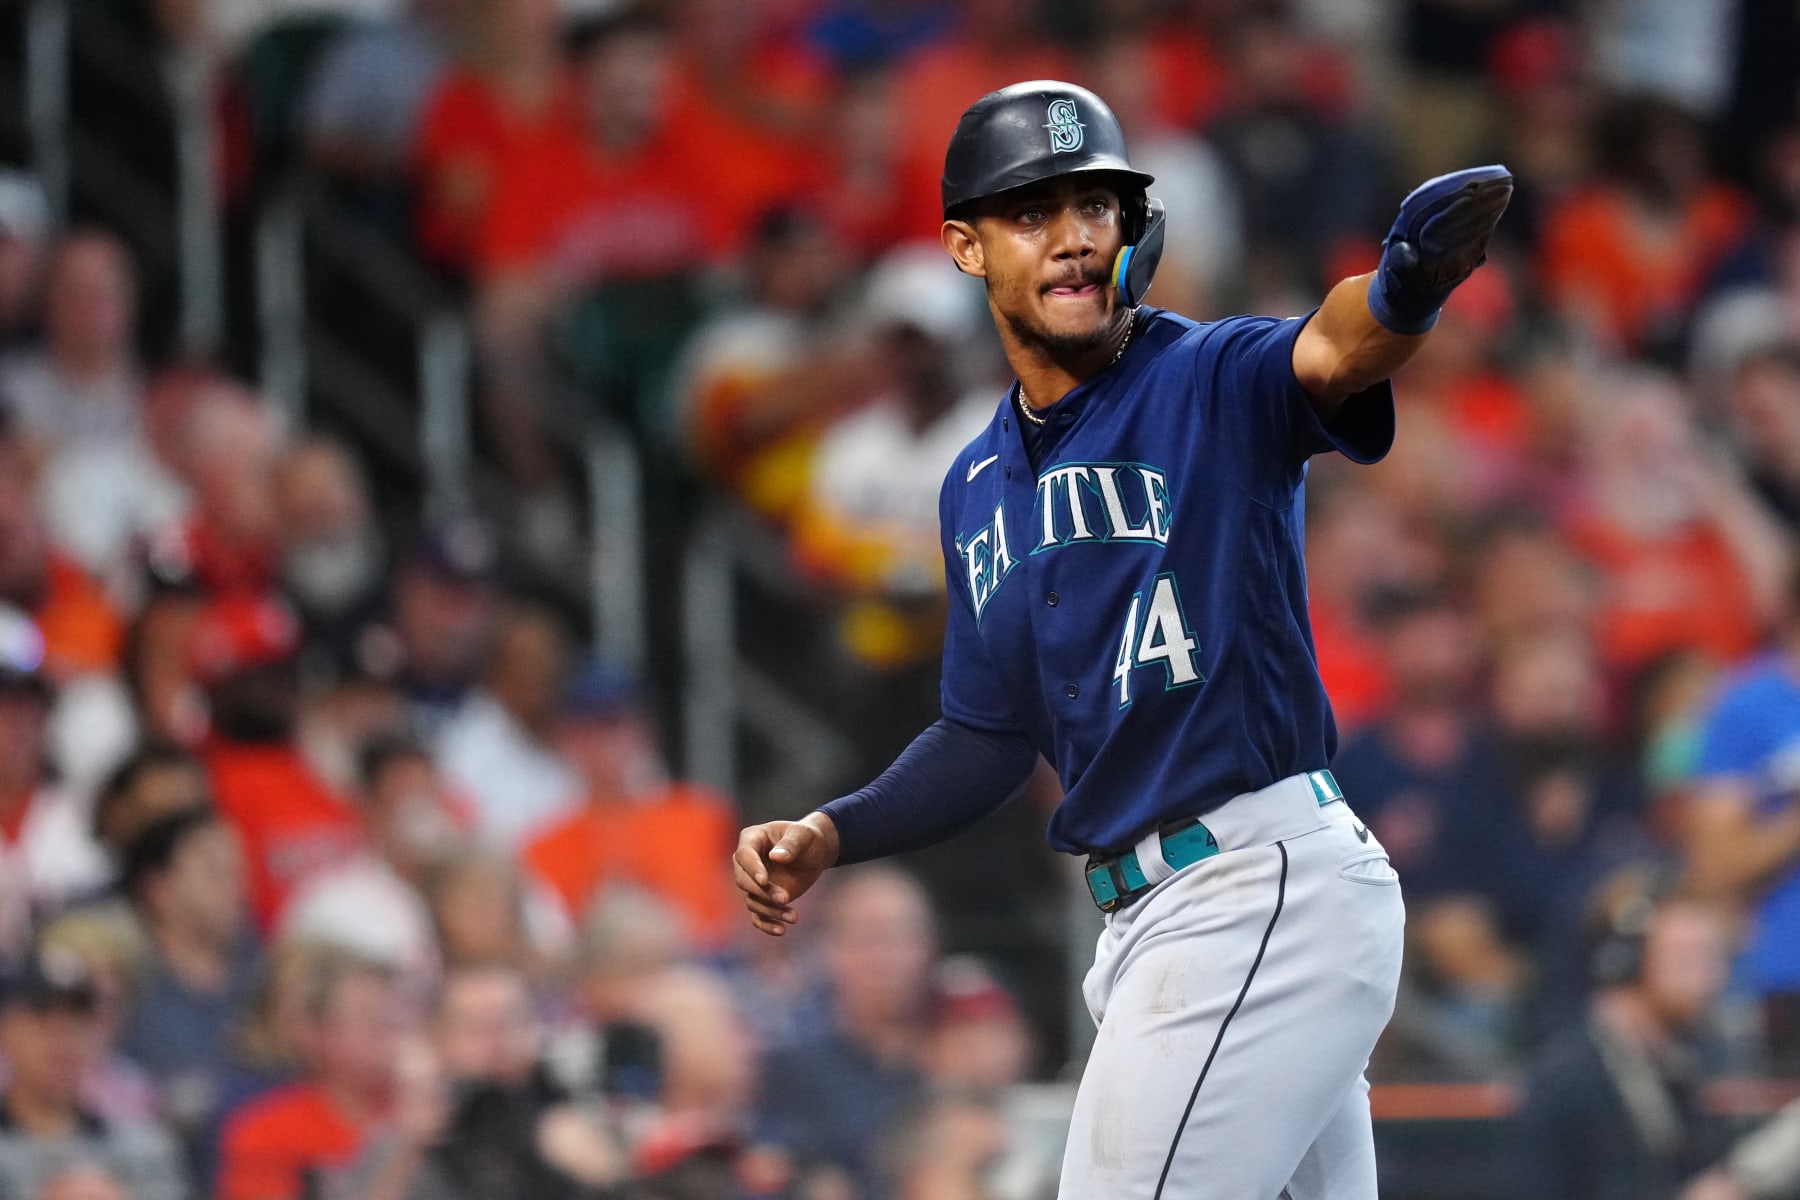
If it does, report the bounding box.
[1121,188,1149,244]
[1112,196,1165,307]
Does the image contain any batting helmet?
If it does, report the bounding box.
[941,81,1166,305]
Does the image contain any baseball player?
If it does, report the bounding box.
[733,80,1511,1199]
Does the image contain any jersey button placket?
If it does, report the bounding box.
[1065,683,1080,699]
[1046,591,1059,607]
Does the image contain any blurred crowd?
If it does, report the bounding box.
[2,0,1800,1197]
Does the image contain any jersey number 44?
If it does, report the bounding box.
[1113,571,1205,706]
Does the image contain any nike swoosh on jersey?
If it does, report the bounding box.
[967,454,999,482]
[1353,822,1370,843]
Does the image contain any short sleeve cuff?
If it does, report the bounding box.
[1308,381,1396,465]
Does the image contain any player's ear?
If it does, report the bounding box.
[941,219,985,278]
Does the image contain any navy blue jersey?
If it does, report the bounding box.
[938,306,1394,854]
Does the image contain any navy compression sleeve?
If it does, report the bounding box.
[819,718,1040,865]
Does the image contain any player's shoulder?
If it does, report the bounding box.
[1141,306,1300,364]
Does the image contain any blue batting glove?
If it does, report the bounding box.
[1367,164,1513,335]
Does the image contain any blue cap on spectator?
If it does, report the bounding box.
[410,516,500,584]
[562,659,640,721]
[0,948,99,1014]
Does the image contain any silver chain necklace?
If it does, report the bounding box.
[1018,307,1137,427]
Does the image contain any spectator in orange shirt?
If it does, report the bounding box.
[216,951,409,1200]
[0,439,134,796]
[1562,371,1789,678]
[1302,483,1446,732]
[666,0,833,243]
[525,663,739,949]
[1540,95,1753,356]
[0,460,122,681]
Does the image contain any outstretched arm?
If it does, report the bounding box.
[1294,165,1513,416]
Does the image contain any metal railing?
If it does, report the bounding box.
[681,506,858,806]
[253,176,649,663]
[168,50,222,356]
[24,0,67,223]
[26,0,225,359]
[33,0,849,828]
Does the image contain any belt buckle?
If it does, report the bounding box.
[1085,857,1130,912]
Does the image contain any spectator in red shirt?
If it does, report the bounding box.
[1540,96,1753,355]
[131,380,289,747]
[148,381,285,602]
[475,8,723,521]
[1373,266,1537,519]
[804,65,942,264]
[192,596,364,931]
[216,951,409,1200]
[412,0,573,273]
[477,11,725,284]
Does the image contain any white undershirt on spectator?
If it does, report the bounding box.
[435,691,581,849]
[808,391,995,594]
[0,352,188,583]
[37,441,191,586]
[0,355,141,452]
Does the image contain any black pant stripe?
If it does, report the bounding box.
[1151,840,1290,1200]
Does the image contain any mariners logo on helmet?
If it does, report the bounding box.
[1044,98,1084,153]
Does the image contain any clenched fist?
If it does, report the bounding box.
[732,812,841,935]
